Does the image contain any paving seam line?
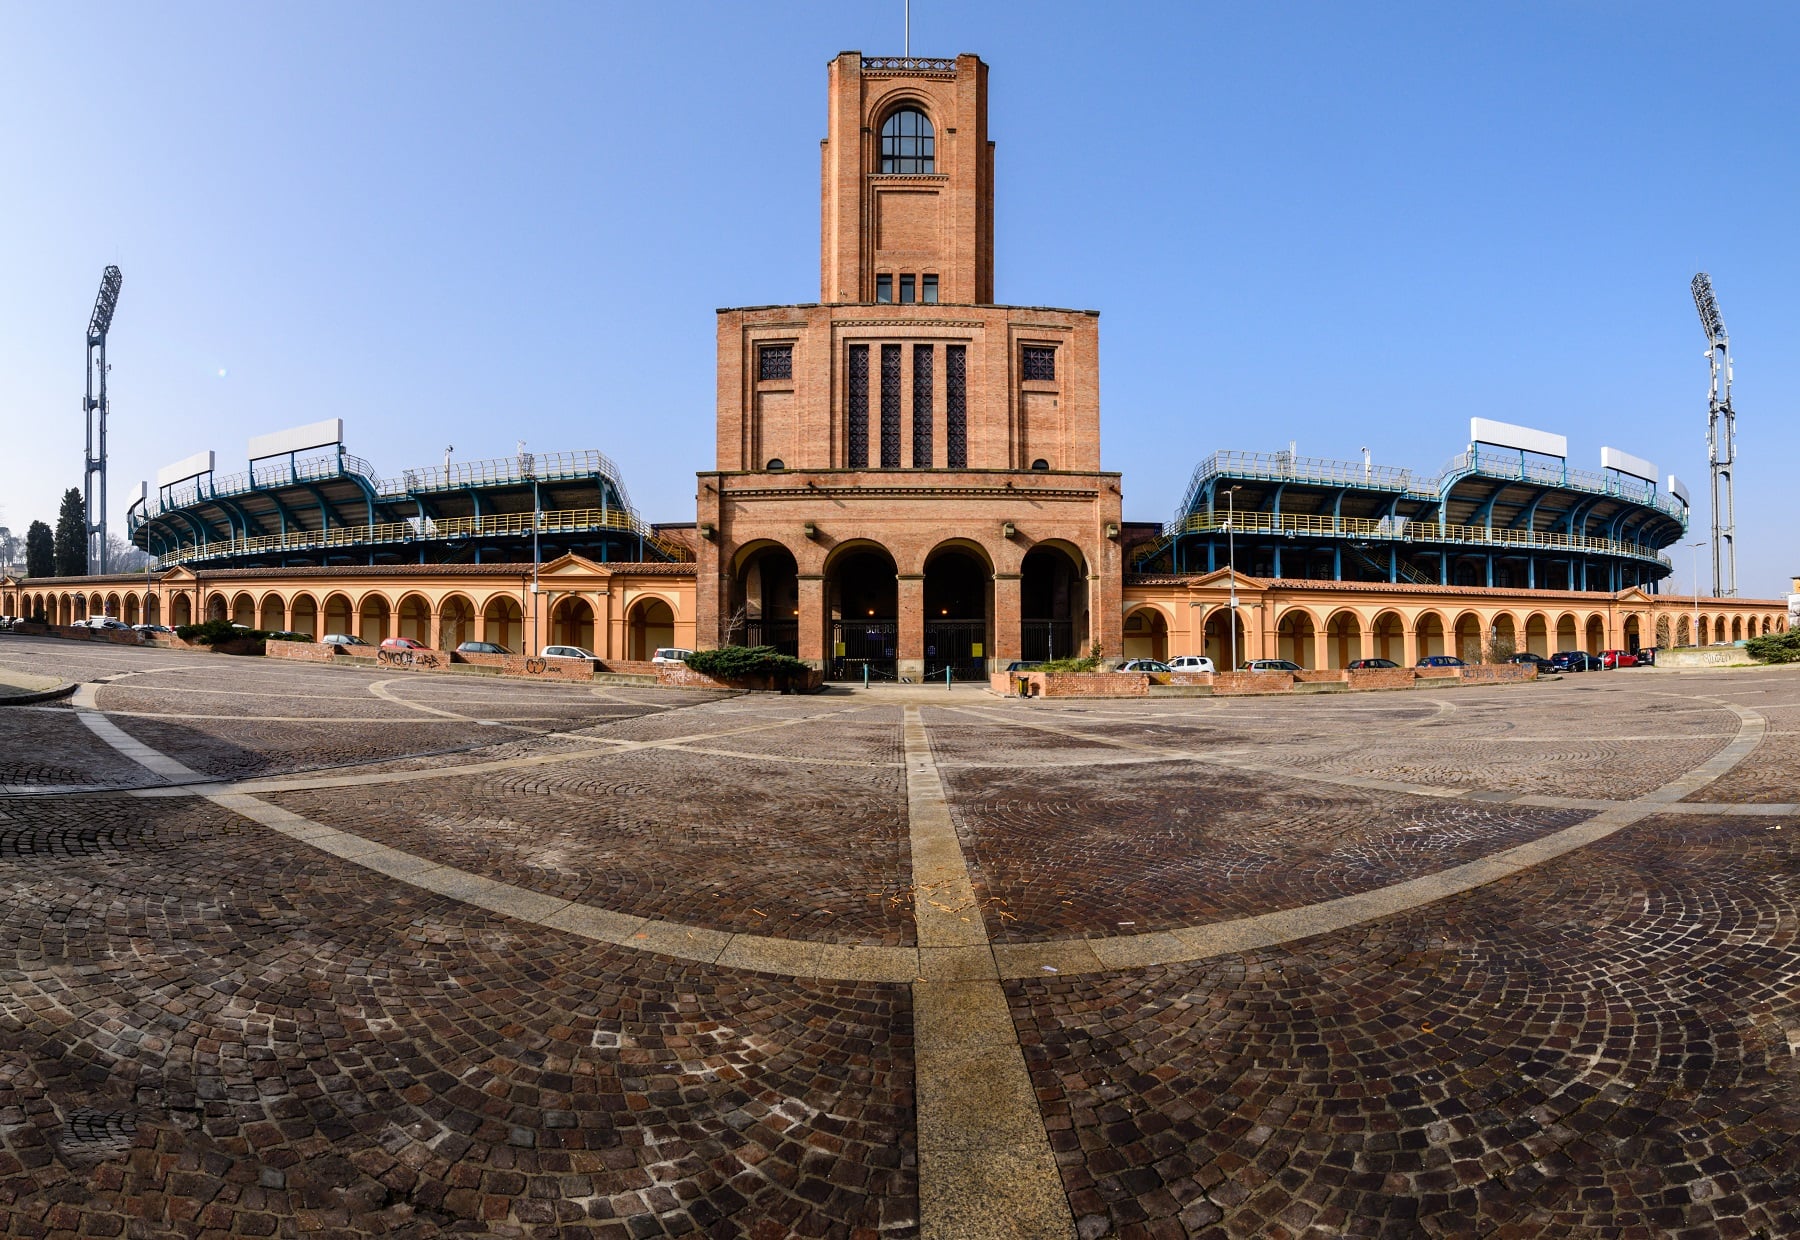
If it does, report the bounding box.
[902,704,1074,1240]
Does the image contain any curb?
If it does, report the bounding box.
[0,680,79,706]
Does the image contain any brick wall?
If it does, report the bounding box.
[656,663,823,693]
[266,640,344,664]
[1459,664,1534,684]
[1345,668,1417,691]
[1008,672,1148,698]
[1212,671,1294,695]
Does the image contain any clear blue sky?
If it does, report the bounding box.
[2,2,1794,596]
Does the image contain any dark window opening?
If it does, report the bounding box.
[899,274,915,304]
[766,458,785,471]
[1031,458,1049,471]
[922,273,938,303]
[1021,346,1056,381]
[876,274,893,304]
[758,345,792,381]
[946,344,967,468]
[847,345,869,467]
[880,343,901,468]
[913,345,933,468]
[879,108,935,174]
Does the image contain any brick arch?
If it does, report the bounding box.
[479,592,524,652]
[259,591,287,632]
[1523,611,1551,657]
[287,593,317,638]
[1322,608,1363,669]
[1452,610,1486,663]
[1121,604,1171,662]
[438,593,477,650]
[321,593,355,638]
[1584,613,1606,654]
[357,592,392,644]
[917,535,997,577]
[395,593,433,644]
[625,593,679,661]
[1275,605,1322,668]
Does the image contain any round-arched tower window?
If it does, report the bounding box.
[880,108,934,174]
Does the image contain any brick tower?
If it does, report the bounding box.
[696,51,1123,680]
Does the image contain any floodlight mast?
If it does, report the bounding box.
[1690,272,1735,597]
[84,266,123,576]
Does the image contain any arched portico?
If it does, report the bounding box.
[259,592,285,632]
[1371,610,1405,664]
[731,541,800,655]
[358,594,391,644]
[1276,608,1317,668]
[1584,614,1605,654]
[1203,606,1247,670]
[552,595,597,651]
[1415,612,1446,660]
[1524,613,1548,656]
[923,541,993,679]
[1122,606,1169,663]
[439,594,475,650]
[231,592,256,627]
[1453,611,1483,663]
[171,594,192,627]
[482,595,523,652]
[397,594,432,645]
[1556,613,1578,652]
[1623,614,1642,653]
[826,542,899,679]
[322,593,354,638]
[1020,542,1087,664]
[290,594,318,638]
[627,595,676,661]
[1323,610,1360,669]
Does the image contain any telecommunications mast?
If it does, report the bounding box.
[1690,272,1735,597]
[84,265,123,575]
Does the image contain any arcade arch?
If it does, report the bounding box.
[358,594,391,644]
[260,593,286,632]
[1203,606,1247,670]
[1324,610,1360,669]
[627,596,676,662]
[732,542,799,654]
[1122,606,1169,663]
[1371,611,1404,664]
[482,595,523,652]
[552,595,597,652]
[439,595,475,650]
[924,542,993,679]
[1277,608,1317,668]
[397,594,432,645]
[1021,543,1087,663]
[826,543,898,678]
[290,594,318,638]
[323,593,354,638]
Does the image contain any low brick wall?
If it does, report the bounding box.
[655,664,823,693]
[1659,648,1756,668]
[596,659,662,676]
[266,639,344,664]
[1345,668,1417,691]
[1459,664,1535,684]
[47,624,141,645]
[1294,670,1347,685]
[1007,671,1148,698]
[1415,667,1462,681]
[1212,671,1294,695]
[1166,671,1214,687]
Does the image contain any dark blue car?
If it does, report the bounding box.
[1550,650,1600,672]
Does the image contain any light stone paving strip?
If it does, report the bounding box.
[903,705,1074,1240]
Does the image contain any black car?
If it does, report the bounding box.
[1634,647,1657,667]
[1506,652,1556,672]
[1347,658,1399,670]
[1550,650,1599,672]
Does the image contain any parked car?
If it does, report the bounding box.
[541,645,595,660]
[1003,660,1043,672]
[80,615,131,631]
[1600,649,1638,669]
[1347,658,1399,670]
[651,647,693,664]
[1506,652,1557,672]
[380,637,428,652]
[1416,655,1466,668]
[1116,659,1171,673]
[456,641,510,655]
[1550,650,1599,672]
[132,624,173,635]
[1167,655,1215,673]
[1246,659,1303,673]
[320,633,370,647]
[1634,647,1657,666]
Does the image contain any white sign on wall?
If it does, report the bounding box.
[1470,418,1568,459]
[1600,446,1658,484]
[156,450,215,489]
[247,418,344,461]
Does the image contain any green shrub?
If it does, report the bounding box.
[1745,628,1800,664]
[1038,655,1102,673]
[176,618,247,645]
[684,645,811,679]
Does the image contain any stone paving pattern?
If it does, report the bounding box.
[1,634,1796,1237]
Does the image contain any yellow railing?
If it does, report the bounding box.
[153,507,691,569]
[1167,511,1672,566]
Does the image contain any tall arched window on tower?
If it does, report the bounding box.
[880,108,934,174]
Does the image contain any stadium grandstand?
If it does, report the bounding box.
[127,420,690,571]
[1131,420,1688,594]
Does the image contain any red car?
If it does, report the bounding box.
[380,637,427,652]
[1599,649,1638,669]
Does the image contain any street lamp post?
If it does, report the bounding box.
[1226,486,1241,670]
[1688,540,1704,646]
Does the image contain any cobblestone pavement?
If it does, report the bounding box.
[0,633,1796,1238]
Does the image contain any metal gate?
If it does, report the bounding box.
[1020,620,1075,663]
[831,619,898,681]
[740,619,798,657]
[925,619,987,681]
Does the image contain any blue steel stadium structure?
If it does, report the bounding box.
[128,447,689,570]
[1133,446,1688,593]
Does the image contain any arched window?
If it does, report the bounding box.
[880,108,934,174]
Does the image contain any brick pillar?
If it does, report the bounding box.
[993,572,1022,667]
[897,573,925,682]
[1312,625,1330,671]
[1358,623,1376,665]
[429,609,443,652]
[596,588,614,660]
[1403,623,1420,667]
[797,574,827,671]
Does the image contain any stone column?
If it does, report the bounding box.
[992,572,1022,668]
[429,608,443,652]
[897,573,925,682]
[1312,625,1330,671]
[1358,622,1376,665]
[797,574,827,671]
[1403,621,1420,667]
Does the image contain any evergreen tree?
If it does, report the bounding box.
[54,488,87,576]
[26,521,54,578]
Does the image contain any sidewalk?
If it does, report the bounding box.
[0,667,78,704]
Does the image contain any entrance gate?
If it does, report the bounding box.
[1020,620,1075,663]
[925,618,986,680]
[831,619,898,681]
[742,619,798,657]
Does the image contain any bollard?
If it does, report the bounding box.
[945,666,952,691]
[863,662,869,689]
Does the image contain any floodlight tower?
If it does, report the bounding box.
[1691,272,1735,597]
[84,265,123,576]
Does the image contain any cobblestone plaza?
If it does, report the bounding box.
[1,636,1796,1238]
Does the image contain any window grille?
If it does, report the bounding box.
[1021,346,1056,381]
[880,108,935,174]
[880,344,901,468]
[847,345,869,466]
[758,345,792,381]
[946,345,967,468]
[913,345,933,467]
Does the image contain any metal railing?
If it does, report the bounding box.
[862,55,957,72]
[1149,510,1672,567]
[1180,446,1688,528]
[151,506,691,569]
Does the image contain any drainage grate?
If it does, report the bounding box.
[63,1109,137,1146]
